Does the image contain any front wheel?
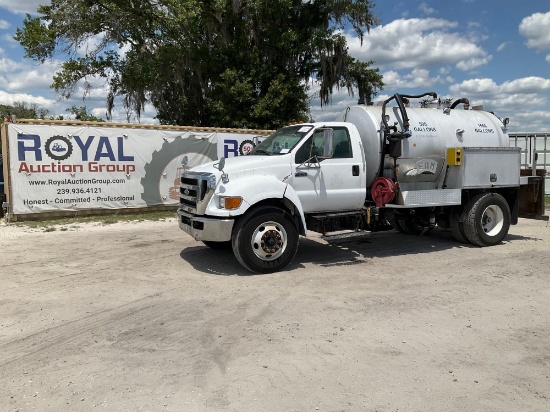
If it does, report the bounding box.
[232,206,299,274]
[462,193,511,246]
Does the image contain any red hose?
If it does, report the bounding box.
[371,177,397,207]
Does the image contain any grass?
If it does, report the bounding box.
[8,210,176,231]
[546,196,550,208]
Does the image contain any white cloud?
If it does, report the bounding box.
[0,57,60,92]
[509,110,550,132]
[382,69,451,89]
[519,12,550,51]
[6,67,57,91]
[348,18,491,71]
[497,42,507,52]
[75,33,109,58]
[0,56,21,73]
[0,0,49,15]
[448,76,550,131]
[0,19,10,29]
[456,55,493,71]
[450,76,550,96]
[308,74,550,132]
[0,84,158,123]
[306,79,358,122]
[0,89,53,106]
[2,33,18,47]
[502,77,550,93]
[419,2,436,15]
[0,49,158,123]
[307,69,452,123]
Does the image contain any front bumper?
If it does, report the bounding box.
[177,209,234,241]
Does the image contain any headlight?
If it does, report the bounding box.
[219,196,242,210]
[207,174,217,191]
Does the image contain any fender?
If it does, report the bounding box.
[282,184,308,236]
[206,174,308,235]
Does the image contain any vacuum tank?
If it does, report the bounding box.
[336,94,509,189]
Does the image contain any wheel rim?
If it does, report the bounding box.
[481,204,504,236]
[251,221,287,261]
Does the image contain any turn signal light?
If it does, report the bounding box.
[220,196,242,210]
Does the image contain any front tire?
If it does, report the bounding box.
[232,206,299,274]
[462,193,511,246]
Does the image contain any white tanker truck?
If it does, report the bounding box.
[177,92,547,273]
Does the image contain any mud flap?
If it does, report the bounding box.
[518,172,548,221]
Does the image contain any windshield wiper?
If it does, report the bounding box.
[252,149,271,155]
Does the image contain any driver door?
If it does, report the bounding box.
[289,127,365,213]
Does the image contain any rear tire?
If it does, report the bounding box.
[449,208,468,243]
[398,219,432,236]
[388,212,406,233]
[232,206,299,274]
[462,193,511,246]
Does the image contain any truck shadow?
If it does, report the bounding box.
[180,229,540,276]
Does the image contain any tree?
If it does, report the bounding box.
[66,105,104,122]
[0,102,49,120]
[15,0,383,129]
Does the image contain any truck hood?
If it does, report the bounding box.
[190,154,292,182]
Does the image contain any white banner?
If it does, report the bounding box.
[5,123,271,215]
[217,132,266,159]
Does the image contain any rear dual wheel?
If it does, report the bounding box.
[389,213,432,236]
[462,193,510,246]
[388,211,431,235]
[451,193,511,246]
[398,219,432,236]
[388,213,406,233]
[449,209,468,243]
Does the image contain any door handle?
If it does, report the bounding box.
[352,165,359,176]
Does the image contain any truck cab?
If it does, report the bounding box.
[177,122,367,273]
[285,123,366,213]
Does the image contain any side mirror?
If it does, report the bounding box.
[215,156,226,171]
[319,129,334,158]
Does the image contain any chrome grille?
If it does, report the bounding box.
[179,172,214,214]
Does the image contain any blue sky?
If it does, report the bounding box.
[1,0,550,131]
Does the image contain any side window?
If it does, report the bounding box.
[294,139,310,164]
[332,128,352,158]
[294,131,324,164]
[294,127,352,163]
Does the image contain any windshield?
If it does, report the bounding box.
[249,125,313,155]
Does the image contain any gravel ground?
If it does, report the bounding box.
[0,215,549,412]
